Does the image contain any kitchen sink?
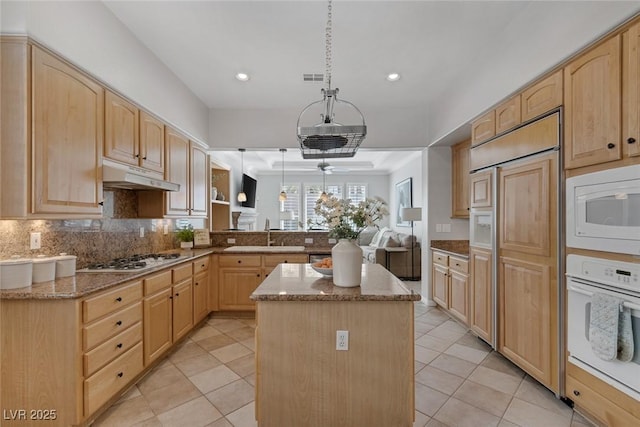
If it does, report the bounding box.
[223,246,306,253]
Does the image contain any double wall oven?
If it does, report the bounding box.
[565,164,640,401]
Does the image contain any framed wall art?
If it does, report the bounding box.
[395,177,412,227]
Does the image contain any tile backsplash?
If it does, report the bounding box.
[0,190,206,268]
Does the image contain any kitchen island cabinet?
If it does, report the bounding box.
[251,263,419,427]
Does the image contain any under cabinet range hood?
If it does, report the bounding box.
[102,159,180,191]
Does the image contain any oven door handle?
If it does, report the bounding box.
[568,284,640,311]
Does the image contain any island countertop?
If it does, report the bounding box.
[250,263,420,302]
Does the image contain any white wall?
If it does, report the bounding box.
[1,1,209,144]
[389,153,423,241]
[255,173,390,231]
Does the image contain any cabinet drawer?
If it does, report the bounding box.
[263,254,308,267]
[219,255,262,268]
[83,281,142,323]
[432,252,449,266]
[83,302,142,351]
[84,342,143,416]
[144,270,172,295]
[449,257,469,274]
[84,322,142,377]
[172,263,192,283]
[193,256,210,274]
[566,375,639,426]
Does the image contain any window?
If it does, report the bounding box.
[304,183,343,230]
[279,184,300,230]
[346,183,367,206]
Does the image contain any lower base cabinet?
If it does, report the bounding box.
[469,246,492,343]
[431,250,469,325]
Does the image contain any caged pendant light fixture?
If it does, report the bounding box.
[297,0,366,159]
[278,148,287,201]
[237,148,247,203]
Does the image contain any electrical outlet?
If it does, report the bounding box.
[443,223,452,233]
[336,330,349,351]
[163,224,169,235]
[227,238,236,244]
[305,238,313,244]
[328,238,337,244]
[30,232,41,250]
[139,227,145,238]
[436,224,443,232]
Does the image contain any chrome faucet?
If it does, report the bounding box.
[265,219,275,246]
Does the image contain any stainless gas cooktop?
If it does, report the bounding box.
[77,253,187,273]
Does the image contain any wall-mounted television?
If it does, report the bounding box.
[241,173,257,208]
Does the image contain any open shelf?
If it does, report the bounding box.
[210,162,232,231]
[212,200,230,205]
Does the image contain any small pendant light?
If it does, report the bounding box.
[320,159,329,201]
[278,148,287,201]
[237,148,247,202]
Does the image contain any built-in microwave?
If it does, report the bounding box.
[566,164,640,255]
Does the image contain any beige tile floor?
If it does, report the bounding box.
[93,281,594,427]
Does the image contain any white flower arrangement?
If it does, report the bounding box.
[313,195,389,240]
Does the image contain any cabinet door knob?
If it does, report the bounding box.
[195,282,199,286]
[237,260,242,264]
[116,320,122,326]
[573,390,580,396]
[117,372,124,378]
[143,156,147,160]
[115,297,123,302]
[99,201,104,206]
[256,274,260,277]
[607,143,616,149]
[628,137,637,144]
[175,292,179,297]
[135,154,140,158]
[116,343,123,349]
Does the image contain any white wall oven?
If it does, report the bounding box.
[566,254,640,400]
[566,164,640,255]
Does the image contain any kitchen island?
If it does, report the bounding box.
[251,263,420,427]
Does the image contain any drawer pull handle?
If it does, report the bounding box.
[607,142,615,149]
[143,156,147,160]
[628,137,636,144]
[573,390,580,396]
[116,320,123,326]
[237,260,242,264]
[175,293,179,297]
[115,297,123,302]
[116,343,123,349]
[195,282,199,286]
[117,372,124,378]
[256,274,260,277]
[284,260,288,263]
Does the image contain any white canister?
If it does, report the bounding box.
[54,253,77,278]
[331,239,363,288]
[32,255,56,283]
[0,257,33,289]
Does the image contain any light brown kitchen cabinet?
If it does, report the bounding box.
[521,70,563,121]
[451,139,471,218]
[32,45,104,216]
[624,22,640,158]
[165,127,191,216]
[431,250,468,325]
[143,286,173,366]
[218,255,262,310]
[190,142,209,217]
[262,254,309,277]
[498,151,558,392]
[172,278,194,341]
[139,111,165,173]
[564,35,622,169]
[495,95,521,134]
[471,110,496,146]
[104,91,140,167]
[469,246,492,343]
[193,270,209,324]
[470,170,492,208]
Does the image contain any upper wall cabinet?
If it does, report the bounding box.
[105,91,165,175]
[495,95,521,135]
[625,21,640,158]
[1,38,103,218]
[564,35,622,169]
[521,71,563,122]
[451,139,471,218]
[471,111,496,147]
[190,143,209,217]
[165,127,191,217]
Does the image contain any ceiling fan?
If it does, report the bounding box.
[317,161,349,174]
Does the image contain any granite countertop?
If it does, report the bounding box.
[251,263,421,302]
[208,247,333,254]
[430,240,470,258]
[0,249,214,300]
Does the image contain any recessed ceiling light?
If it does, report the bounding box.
[386,73,400,82]
[235,72,250,82]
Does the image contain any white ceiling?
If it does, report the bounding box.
[103,0,640,170]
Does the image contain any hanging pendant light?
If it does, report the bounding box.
[278,148,287,201]
[237,148,247,203]
[297,0,366,160]
[319,158,329,201]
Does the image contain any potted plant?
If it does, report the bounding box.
[176,224,195,249]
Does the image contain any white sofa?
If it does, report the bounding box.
[357,227,421,279]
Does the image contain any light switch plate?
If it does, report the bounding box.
[443,223,451,233]
[305,238,313,244]
[139,227,145,238]
[328,238,337,244]
[227,238,236,244]
[30,232,41,250]
[163,224,169,235]
[436,224,443,232]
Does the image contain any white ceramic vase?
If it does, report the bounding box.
[211,187,218,201]
[331,239,363,287]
